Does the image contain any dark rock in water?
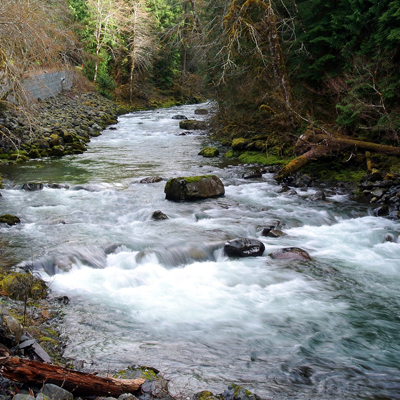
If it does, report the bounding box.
[22,182,44,191]
[199,147,219,158]
[56,295,70,305]
[385,233,395,242]
[46,183,69,189]
[172,115,188,120]
[270,247,311,261]
[279,185,290,193]
[109,126,118,130]
[373,205,389,217]
[140,176,163,184]
[179,119,207,130]
[224,238,265,257]
[0,214,20,226]
[152,210,168,220]
[165,175,225,201]
[243,169,262,179]
[195,109,209,115]
[310,190,326,201]
[42,383,73,400]
[266,229,286,238]
[295,174,313,187]
[261,227,272,237]
[388,210,400,220]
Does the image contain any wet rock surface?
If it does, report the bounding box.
[224,238,265,257]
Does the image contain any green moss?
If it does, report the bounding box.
[224,150,236,158]
[199,147,219,157]
[0,214,21,226]
[238,152,292,166]
[231,138,249,151]
[0,271,48,300]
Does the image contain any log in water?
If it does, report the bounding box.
[1,103,400,399]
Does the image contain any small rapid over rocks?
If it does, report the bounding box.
[1,104,400,399]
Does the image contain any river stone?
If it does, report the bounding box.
[265,229,286,238]
[152,210,168,220]
[0,214,21,226]
[199,147,219,157]
[179,120,207,130]
[243,169,262,179]
[13,395,35,400]
[192,391,221,400]
[22,182,44,191]
[4,315,23,344]
[269,247,311,261]
[224,238,265,257]
[223,384,262,400]
[165,175,225,201]
[172,115,188,120]
[140,176,163,184]
[42,384,73,400]
[310,190,326,201]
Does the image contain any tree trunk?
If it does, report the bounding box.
[275,133,400,180]
[0,357,145,397]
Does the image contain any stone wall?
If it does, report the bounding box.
[22,71,73,100]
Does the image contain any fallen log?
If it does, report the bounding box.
[0,357,145,397]
[275,132,400,180]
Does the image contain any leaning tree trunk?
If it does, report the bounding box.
[0,357,145,397]
[275,132,400,180]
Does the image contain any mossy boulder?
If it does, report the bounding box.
[231,138,250,151]
[0,214,21,226]
[165,175,225,201]
[179,119,207,130]
[0,271,48,300]
[199,147,219,157]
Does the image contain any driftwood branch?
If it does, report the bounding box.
[275,130,400,180]
[0,357,145,397]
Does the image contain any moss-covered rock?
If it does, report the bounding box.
[0,271,48,300]
[165,175,225,201]
[199,147,219,157]
[231,138,250,151]
[179,119,207,130]
[0,214,21,226]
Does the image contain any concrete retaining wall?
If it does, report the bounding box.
[22,71,73,100]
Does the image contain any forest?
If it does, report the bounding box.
[1,0,400,177]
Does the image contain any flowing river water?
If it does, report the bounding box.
[1,103,400,399]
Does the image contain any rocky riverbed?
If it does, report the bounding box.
[0,90,120,162]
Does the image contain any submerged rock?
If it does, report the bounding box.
[309,190,326,201]
[152,210,168,220]
[165,175,225,201]
[140,176,163,184]
[0,214,21,226]
[243,169,262,179]
[172,115,188,120]
[270,247,311,261]
[22,182,44,191]
[224,238,265,257]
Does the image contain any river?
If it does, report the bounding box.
[1,103,400,399]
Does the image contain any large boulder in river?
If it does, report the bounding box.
[0,214,21,226]
[179,120,207,130]
[269,247,311,261]
[199,147,219,157]
[224,238,265,257]
[165,175,225,201]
